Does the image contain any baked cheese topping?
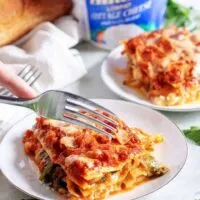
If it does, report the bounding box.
[123,26,200,106]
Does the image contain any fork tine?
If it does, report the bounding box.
[0,65,36,96]
[0,65,41,96]
[19,65,34,79]
[64,106,116,131]
[0,65,30,94]
[17,65,32,77]
[18,65,41,86]
[23,66,38,82]
[61,115,113,138]
[0,87,7,94]
[29,71,42,86]
[65,101,118,126]
[65,93,115,116]
[0,90,13,97]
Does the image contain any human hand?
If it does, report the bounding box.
[0,64,37,98]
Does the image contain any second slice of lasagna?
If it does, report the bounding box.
[123,26,200,106]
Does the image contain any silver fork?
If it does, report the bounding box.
[0,90,117,138]
[0,65,42,96]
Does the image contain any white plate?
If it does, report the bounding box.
[0,99,187,200]
[101,45,200,112]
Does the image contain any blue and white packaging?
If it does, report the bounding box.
[74,0,167,49]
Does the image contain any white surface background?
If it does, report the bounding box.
[1,0,200,199]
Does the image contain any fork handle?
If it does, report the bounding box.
[0,95,29,106]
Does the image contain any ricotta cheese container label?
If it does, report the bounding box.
[76,0,167,49]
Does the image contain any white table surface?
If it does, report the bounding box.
[0,42,200,200]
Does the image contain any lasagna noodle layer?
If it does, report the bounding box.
[23,117,168,200]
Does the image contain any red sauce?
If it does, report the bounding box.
[71,160,88,175]
[23,130,40,156]
[24,117,142,178]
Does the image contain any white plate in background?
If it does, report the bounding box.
[101,45,200,112]
[0,99,187,200]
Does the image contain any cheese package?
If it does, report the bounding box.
[74,0,167,49]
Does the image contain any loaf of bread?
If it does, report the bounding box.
[0,0,73,47]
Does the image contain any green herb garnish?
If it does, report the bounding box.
[165,0,192,27]
[183,126,200,145]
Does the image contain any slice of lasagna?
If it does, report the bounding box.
[23,116,168,200]
[123,26,200,106]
